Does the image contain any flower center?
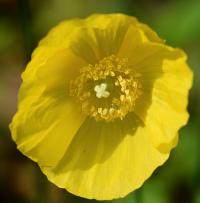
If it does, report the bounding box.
[70,55,141,122]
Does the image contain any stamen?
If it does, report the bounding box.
[70,55,141,122]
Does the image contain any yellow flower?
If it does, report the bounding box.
[10,13,193,200]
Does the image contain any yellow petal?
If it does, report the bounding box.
[39,19,84,47]
[10,47,87,166]
[118,25,192,151]
[11,97,85,166]
[22,46,87,98]
[85,13,162,45]
[39,113,169,200]
[69,14,137,63]
[138,22,164,43]
[145,49,193,149]
[123,41,193,150]
[85,13,137,29]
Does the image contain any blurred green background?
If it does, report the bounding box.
[0,0,199,203]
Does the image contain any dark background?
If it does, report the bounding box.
[0,0,200,202]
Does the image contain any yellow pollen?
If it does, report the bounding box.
[70,55,141,122]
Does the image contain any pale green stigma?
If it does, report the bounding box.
[94,83,110,98]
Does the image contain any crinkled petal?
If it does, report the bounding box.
[138,22,164,43]
[119,35,192,150]
[145,49,192,149]
[10,47,87,167]
[11,97,85,166]
[40,114,169,200]
[39,19,84,47]
[70,15,131,63]
[86,13,163,43]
